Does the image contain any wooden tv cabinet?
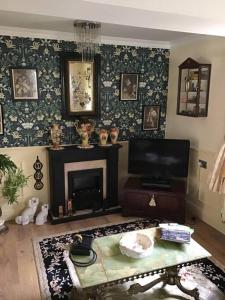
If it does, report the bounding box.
[121,177,186,224]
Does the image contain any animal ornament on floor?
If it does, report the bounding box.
[35,204,49,225]
[15,197,39,225]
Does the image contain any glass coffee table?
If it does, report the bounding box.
[64,228,211,300]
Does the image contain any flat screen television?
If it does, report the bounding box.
[128,138,190,184]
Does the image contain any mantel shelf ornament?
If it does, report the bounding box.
[75,119,95,148]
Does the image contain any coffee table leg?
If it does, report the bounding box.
[128,266,199,300]
[70,287,96,300]
[165,267,199,300]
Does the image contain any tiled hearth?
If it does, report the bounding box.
[47,144,121,224]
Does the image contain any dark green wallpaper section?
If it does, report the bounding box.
[0,36,169,147]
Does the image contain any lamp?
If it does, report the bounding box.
[74,20,101,61]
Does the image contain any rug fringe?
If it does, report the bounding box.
[33,238,53,300]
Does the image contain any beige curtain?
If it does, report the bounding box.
[209,142,225,194]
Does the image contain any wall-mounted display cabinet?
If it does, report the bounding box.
[177,57,211,117]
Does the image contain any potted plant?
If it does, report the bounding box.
[0,154,29,234]
[0,154,17,182]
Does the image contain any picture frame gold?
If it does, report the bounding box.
[142,105,160,131]
[120,73,139,101]
[60,52,100,118]
[10,68,39,101]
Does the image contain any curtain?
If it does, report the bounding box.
[209,142,225,194]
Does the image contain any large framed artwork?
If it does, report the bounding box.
[120,73,139,101]
[142,105,160,131]
[60,52,101,118]
[10,68,39,101]
[0,104,4,135]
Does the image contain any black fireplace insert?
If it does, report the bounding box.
[68,168,103,211]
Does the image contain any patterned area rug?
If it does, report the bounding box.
[33,219,225,300]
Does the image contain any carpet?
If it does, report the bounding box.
[33,218,225,300]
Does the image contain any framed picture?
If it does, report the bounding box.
[60,52,100,118]
[0,104,4,135]
[120,73,139,101]
[11,68,39,101]
[142,105,160,131]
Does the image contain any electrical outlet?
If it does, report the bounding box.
[198,159,207,169]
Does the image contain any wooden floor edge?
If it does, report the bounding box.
[208,256,225,272]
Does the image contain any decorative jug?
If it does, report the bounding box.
[50,124,63,150]
[98,128,109,146]
[74,120,95,148]
[110,127,119,144]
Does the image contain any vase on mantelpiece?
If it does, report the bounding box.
[97,128,109,146]
[50,124,63,150]
[110,127,119,144]
[75,120,95,149]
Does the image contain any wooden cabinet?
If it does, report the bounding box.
[177,57,211,117]
[121,177,186,224]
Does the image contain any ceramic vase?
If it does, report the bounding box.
[110,127,119,144]
[98,129,109,146]
[75,120,95,148]
[50,124,62,150]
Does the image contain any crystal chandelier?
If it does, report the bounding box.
[74,21,101,61]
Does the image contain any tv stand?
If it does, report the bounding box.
[121,177,186,223]
[141,177,171,189]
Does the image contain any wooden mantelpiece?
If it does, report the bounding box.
[47,144,122,224]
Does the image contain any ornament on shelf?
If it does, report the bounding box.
[33,156,44,190]
[67,199,73,216]
[50,124,63,150]
[15,197,39,225]
[35,204,49,225]
[58,205,64,218]
[75,119,95,148]
[97,128,109,146]
[110,127,119,144]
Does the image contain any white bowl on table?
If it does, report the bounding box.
[119,232,154,259]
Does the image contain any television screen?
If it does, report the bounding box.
[128,139,190,178]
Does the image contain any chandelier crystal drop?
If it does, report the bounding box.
[74,21,101,61]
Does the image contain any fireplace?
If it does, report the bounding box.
[48,144,121,224]
[68,168,103,211]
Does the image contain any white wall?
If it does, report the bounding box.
[166,36,225,234]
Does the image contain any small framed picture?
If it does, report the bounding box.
[0,104,4,135]
[142,105,160,131]
[120,73,139,101]
[10,68,39,101]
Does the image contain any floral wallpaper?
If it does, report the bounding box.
[0,35,169,147]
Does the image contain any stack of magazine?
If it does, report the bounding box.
[159,223,194,244]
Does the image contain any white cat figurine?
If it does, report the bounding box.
[15,197,39,225]
[35,204,49,225]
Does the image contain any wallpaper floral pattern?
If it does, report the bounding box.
[0,35,169,147]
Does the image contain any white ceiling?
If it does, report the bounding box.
[0,0,224,47]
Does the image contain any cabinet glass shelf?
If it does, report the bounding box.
[177,57,211,117]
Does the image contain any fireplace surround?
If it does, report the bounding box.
[48,144,121,224]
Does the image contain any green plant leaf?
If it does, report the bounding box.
[0,154,17,175]
[2,169,30,205]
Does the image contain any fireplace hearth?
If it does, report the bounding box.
[48,144,122,224]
